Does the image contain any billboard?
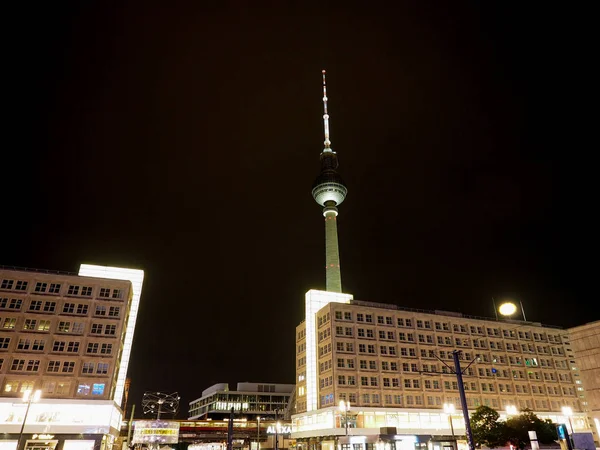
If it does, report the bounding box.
[132,420,180,444]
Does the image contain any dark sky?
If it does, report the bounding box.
[3,2,595,418]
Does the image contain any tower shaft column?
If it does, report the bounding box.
[324,206,342,292]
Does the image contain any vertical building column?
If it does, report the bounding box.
[324,203,342,293]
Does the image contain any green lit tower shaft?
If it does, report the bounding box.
[311,70,347,293]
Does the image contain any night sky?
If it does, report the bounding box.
[3,2,595,418]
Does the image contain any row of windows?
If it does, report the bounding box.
[332,357,572,382]
[0,279,124,299]
[1,298,123,316]
[328,374,576,395]
[1,357,110,375]
[329,310,565,343]
[329,339,568,364]
[3,379,106,397]
[330,393,576,411]
[1,318,120,335]
[0,337,113,355]
[321,328,566,355]
[322,357,574,382]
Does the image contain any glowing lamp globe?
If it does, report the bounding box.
[499,302,517,317]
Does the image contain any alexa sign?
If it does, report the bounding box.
[267,425,292,435]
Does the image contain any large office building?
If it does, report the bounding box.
[568,320,600,439]
[0,264,144,450]
[189,382,295,420]
[291,72,591,450]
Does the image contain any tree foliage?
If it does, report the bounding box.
[504,409,558,449]
[470,406,506,448]
[470,406,558,449]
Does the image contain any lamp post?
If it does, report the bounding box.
[257,416,261,450]
[339,400,350,436]
[505,405,518,416]
[562,406,574,434]
[274,409,280,450]
[443,403,455,439]
[17,389,42,450]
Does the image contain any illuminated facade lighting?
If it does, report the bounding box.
[304,290,353,412]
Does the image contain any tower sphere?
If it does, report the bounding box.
[312,169,347,207]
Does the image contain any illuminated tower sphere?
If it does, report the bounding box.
[312,70,347,293]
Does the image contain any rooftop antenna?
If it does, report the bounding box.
[322,69,332,151]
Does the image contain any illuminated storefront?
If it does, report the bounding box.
[0,398,122,450]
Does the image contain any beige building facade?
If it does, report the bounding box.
[568,320,600,440]
[293,293,589,449]
[0,268,132,401]
[0,264,144,450]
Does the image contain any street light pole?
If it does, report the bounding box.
[561,406,575,449]
[339,400,350,436]
[257,416,261,450]
[17,390,42,450]
[452,350,475,450]
[274,409,280,450]
[444,404,455,439]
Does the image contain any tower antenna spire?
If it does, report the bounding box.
[322,69,331,150]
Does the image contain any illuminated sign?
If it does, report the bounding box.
[132,420,180,444]
[32,435,55,440]
[214,402,249,411]
[267,425,291,434]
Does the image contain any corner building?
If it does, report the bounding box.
[291,72,590,450]
[294,298,588,449]
[0,264,144,450]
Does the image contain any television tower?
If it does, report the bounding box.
[312,70,347,293]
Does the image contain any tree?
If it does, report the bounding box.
[504,409,558,449]
[470,406,506,448]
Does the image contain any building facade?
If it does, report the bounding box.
[294,297,588,449]
[189,382,295,420]
[0,264,144,450]
[568,320,600,441]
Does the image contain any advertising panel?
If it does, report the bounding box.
[132,421,180,444]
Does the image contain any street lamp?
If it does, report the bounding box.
[443,404,455,438]
[562,406,574,434]
[339,400,350,436]
[505,405,518,416]
[17,389,42,450]
[499,303,517,317]
[496,299,527,321]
